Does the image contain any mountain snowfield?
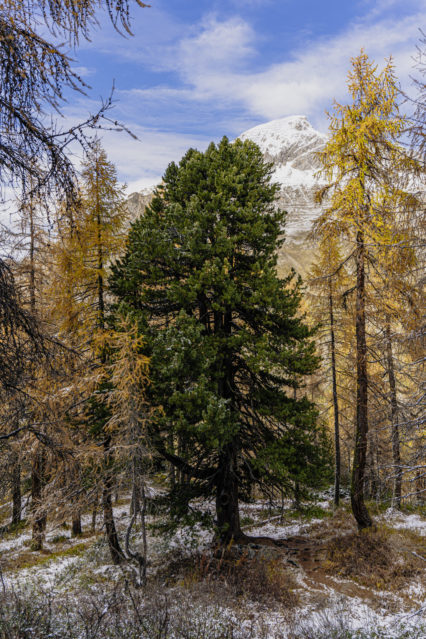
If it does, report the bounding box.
[238,115,327,240]
[126,115,328,273]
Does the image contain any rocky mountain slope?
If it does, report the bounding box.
[238,116,327,239]
[126,116,328,274]
[239,115,327,274]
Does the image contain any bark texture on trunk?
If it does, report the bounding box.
[102,439,124,565]
[351,231,372,529]
[91,502,97,533]
[214,306,242,544]
[216,443,242,543]
[329,284,341,507]
[11,456,22,527]
[71,512,82,537]
[385,322,402,508]
[31,447,47,550]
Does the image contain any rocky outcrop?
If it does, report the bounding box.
[238,116,327,274]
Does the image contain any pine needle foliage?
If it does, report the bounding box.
[111,137,330,542]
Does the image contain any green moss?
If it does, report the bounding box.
[51,534,69,544]
[240,515,256,527]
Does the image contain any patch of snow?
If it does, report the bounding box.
[249,518,322,539]
[0,529,32,553]
[381,508,426,536]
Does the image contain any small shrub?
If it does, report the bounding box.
[166,548,298,608]
[300,504,332,520]
[322,527,421,589]
[51,534,69,544]
[240,514,256,527]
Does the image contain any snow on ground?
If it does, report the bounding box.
[1,494,425,638]
[0,528,32,553]
[248,518,323,539]
[3,554,83,591]
[381,508,426,536]
[290,592,424,638]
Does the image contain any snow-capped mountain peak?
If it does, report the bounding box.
[238,115,327,168]
[127,116,328,271]
[238,116,327,247]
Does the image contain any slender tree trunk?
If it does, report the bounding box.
[11,456,22,527]
[91,500,98,533]
[71,512,82,537]
[31,447,47,550]
[416,470,425,505]
[28,205,49,546]
[94,162,123,563]
[293,481,301,510]
[329,282,341,507]
[102,438,124,564]
[140,482,147,586]
[29,202,36,315]
[351,230,372,529]
[367,429,378,500]
[385,322,402,508]
[168,432,176,489]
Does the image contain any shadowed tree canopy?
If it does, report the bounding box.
[0,260,43,392]
[0,0,146,416]
[0,0,148,205]
[111,137,331,543]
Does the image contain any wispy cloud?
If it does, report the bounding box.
[166,10,423,127]
[64,1,425,189]
[72,66,96,78]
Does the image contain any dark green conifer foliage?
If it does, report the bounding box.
[111,137,327,542]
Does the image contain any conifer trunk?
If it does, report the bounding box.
[11,456,21,527]
[31,447,47,550]
[351,230,372,529]
[29,201,36,315]
[329,282,341,507]
[91,500,97,533]
[102,438,124,564]
[71,512,82,537]
[216,443,242,543]
[367,429,379,500]
[94,159,123,564]
[385,322,402,508]
[214,307,242,543]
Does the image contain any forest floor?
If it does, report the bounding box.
[0,489,425,638]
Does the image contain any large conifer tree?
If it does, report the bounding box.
[111,137,327,542]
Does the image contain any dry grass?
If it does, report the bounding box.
[308,506,357,539]
[321,526,423,590]
[3,542,89,572]
[162,548,299,608]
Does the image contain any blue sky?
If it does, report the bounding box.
[65,0,425,192]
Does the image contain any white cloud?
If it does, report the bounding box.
[169,10,423,125]
[100,124,210,193]
[179,15,256,76]
[72,66,96,78]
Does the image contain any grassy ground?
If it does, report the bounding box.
[0,491,424,638]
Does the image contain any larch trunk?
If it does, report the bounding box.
[329,284,341,507]
[350,230,372,529]
[102,438,124,564]
[71,512,82,537]
[11,457,22,527]
[31,447,47,550]
[385,322,402,508]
